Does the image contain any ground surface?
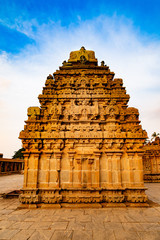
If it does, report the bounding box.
[0,174,23,195]
[0,174,160,240]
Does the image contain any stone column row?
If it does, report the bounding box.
[0,161,23,173]
[105,151,144,188]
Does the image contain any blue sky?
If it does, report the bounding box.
[1,0,160,54]
[0,0,160,157]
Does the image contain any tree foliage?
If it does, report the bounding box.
[151,132,160,141]
[12,148,25,159]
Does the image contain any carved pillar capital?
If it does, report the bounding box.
[32,152,41,160]
[94,151,102,158]
[105,152,114,157]
[88,158,94,164]
[23,152,30,158]
[68,151,76,159]
[115,152,123,158]
[127,151,135,157]
[137,151,144,157]
[54,151,62,160]
[76,158,81,164]
[43,151,53,158]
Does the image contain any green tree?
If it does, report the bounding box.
[12,148,25,159]
[151,132,160,141]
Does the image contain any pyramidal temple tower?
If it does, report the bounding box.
[19,47,148,207]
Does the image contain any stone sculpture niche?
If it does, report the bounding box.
[19,47,148,207]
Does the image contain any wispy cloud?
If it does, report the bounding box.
[0,15,160,157]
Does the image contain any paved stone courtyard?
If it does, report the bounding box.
[0,174,23,195]
[0,175,160,240]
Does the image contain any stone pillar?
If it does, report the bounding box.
[127,152,135,186]
[5,162,8,172]
[19,163,21,171]
[68,151,76,187]
[129,152,144,187]
[33,152,40,188]
[105,152,113,188]
[17,163,19,171]
[156,154,160,173]
[136,152,144,186]
[121,152,132,187]
[22,162,24,170]
[76,158,82,187]
[113,152,122,188]
[14,163,17,172]
[82,157,88,188]
[88,158,94,188]
[44,151,52,187]
[23,153,30,188]
[54,151,62,188]
[94,151,101,188]
[150,155,153,174]
[153,155,158,173]
[11,162,13,172]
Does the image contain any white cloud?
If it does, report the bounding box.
[0,15,160,157]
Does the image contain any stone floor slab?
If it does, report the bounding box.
[29,229,55,240]
[93,229,115,240]
[0,229,19,239]
[51,221,68,230]
[67,219,86,230]
[72,230,92,240]
[29,221,52,230]
[0,220,14,229]
[50,230,73,240]
[114,229,140,240]
[140,223,160,231]
[11,229,35,240]
[104,222,124,231]
[122,223,145,232]
[10,221,34,230]
[137,231,160,240]
[75,214,92,223]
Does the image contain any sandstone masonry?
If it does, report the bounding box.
[143,137,160,182]
[19,47,148,207]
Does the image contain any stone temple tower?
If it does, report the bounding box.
[19,47,148,207]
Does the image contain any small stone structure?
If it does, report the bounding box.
[19,47,148,207]
[143,137,160,182]
[0,154,24,175]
